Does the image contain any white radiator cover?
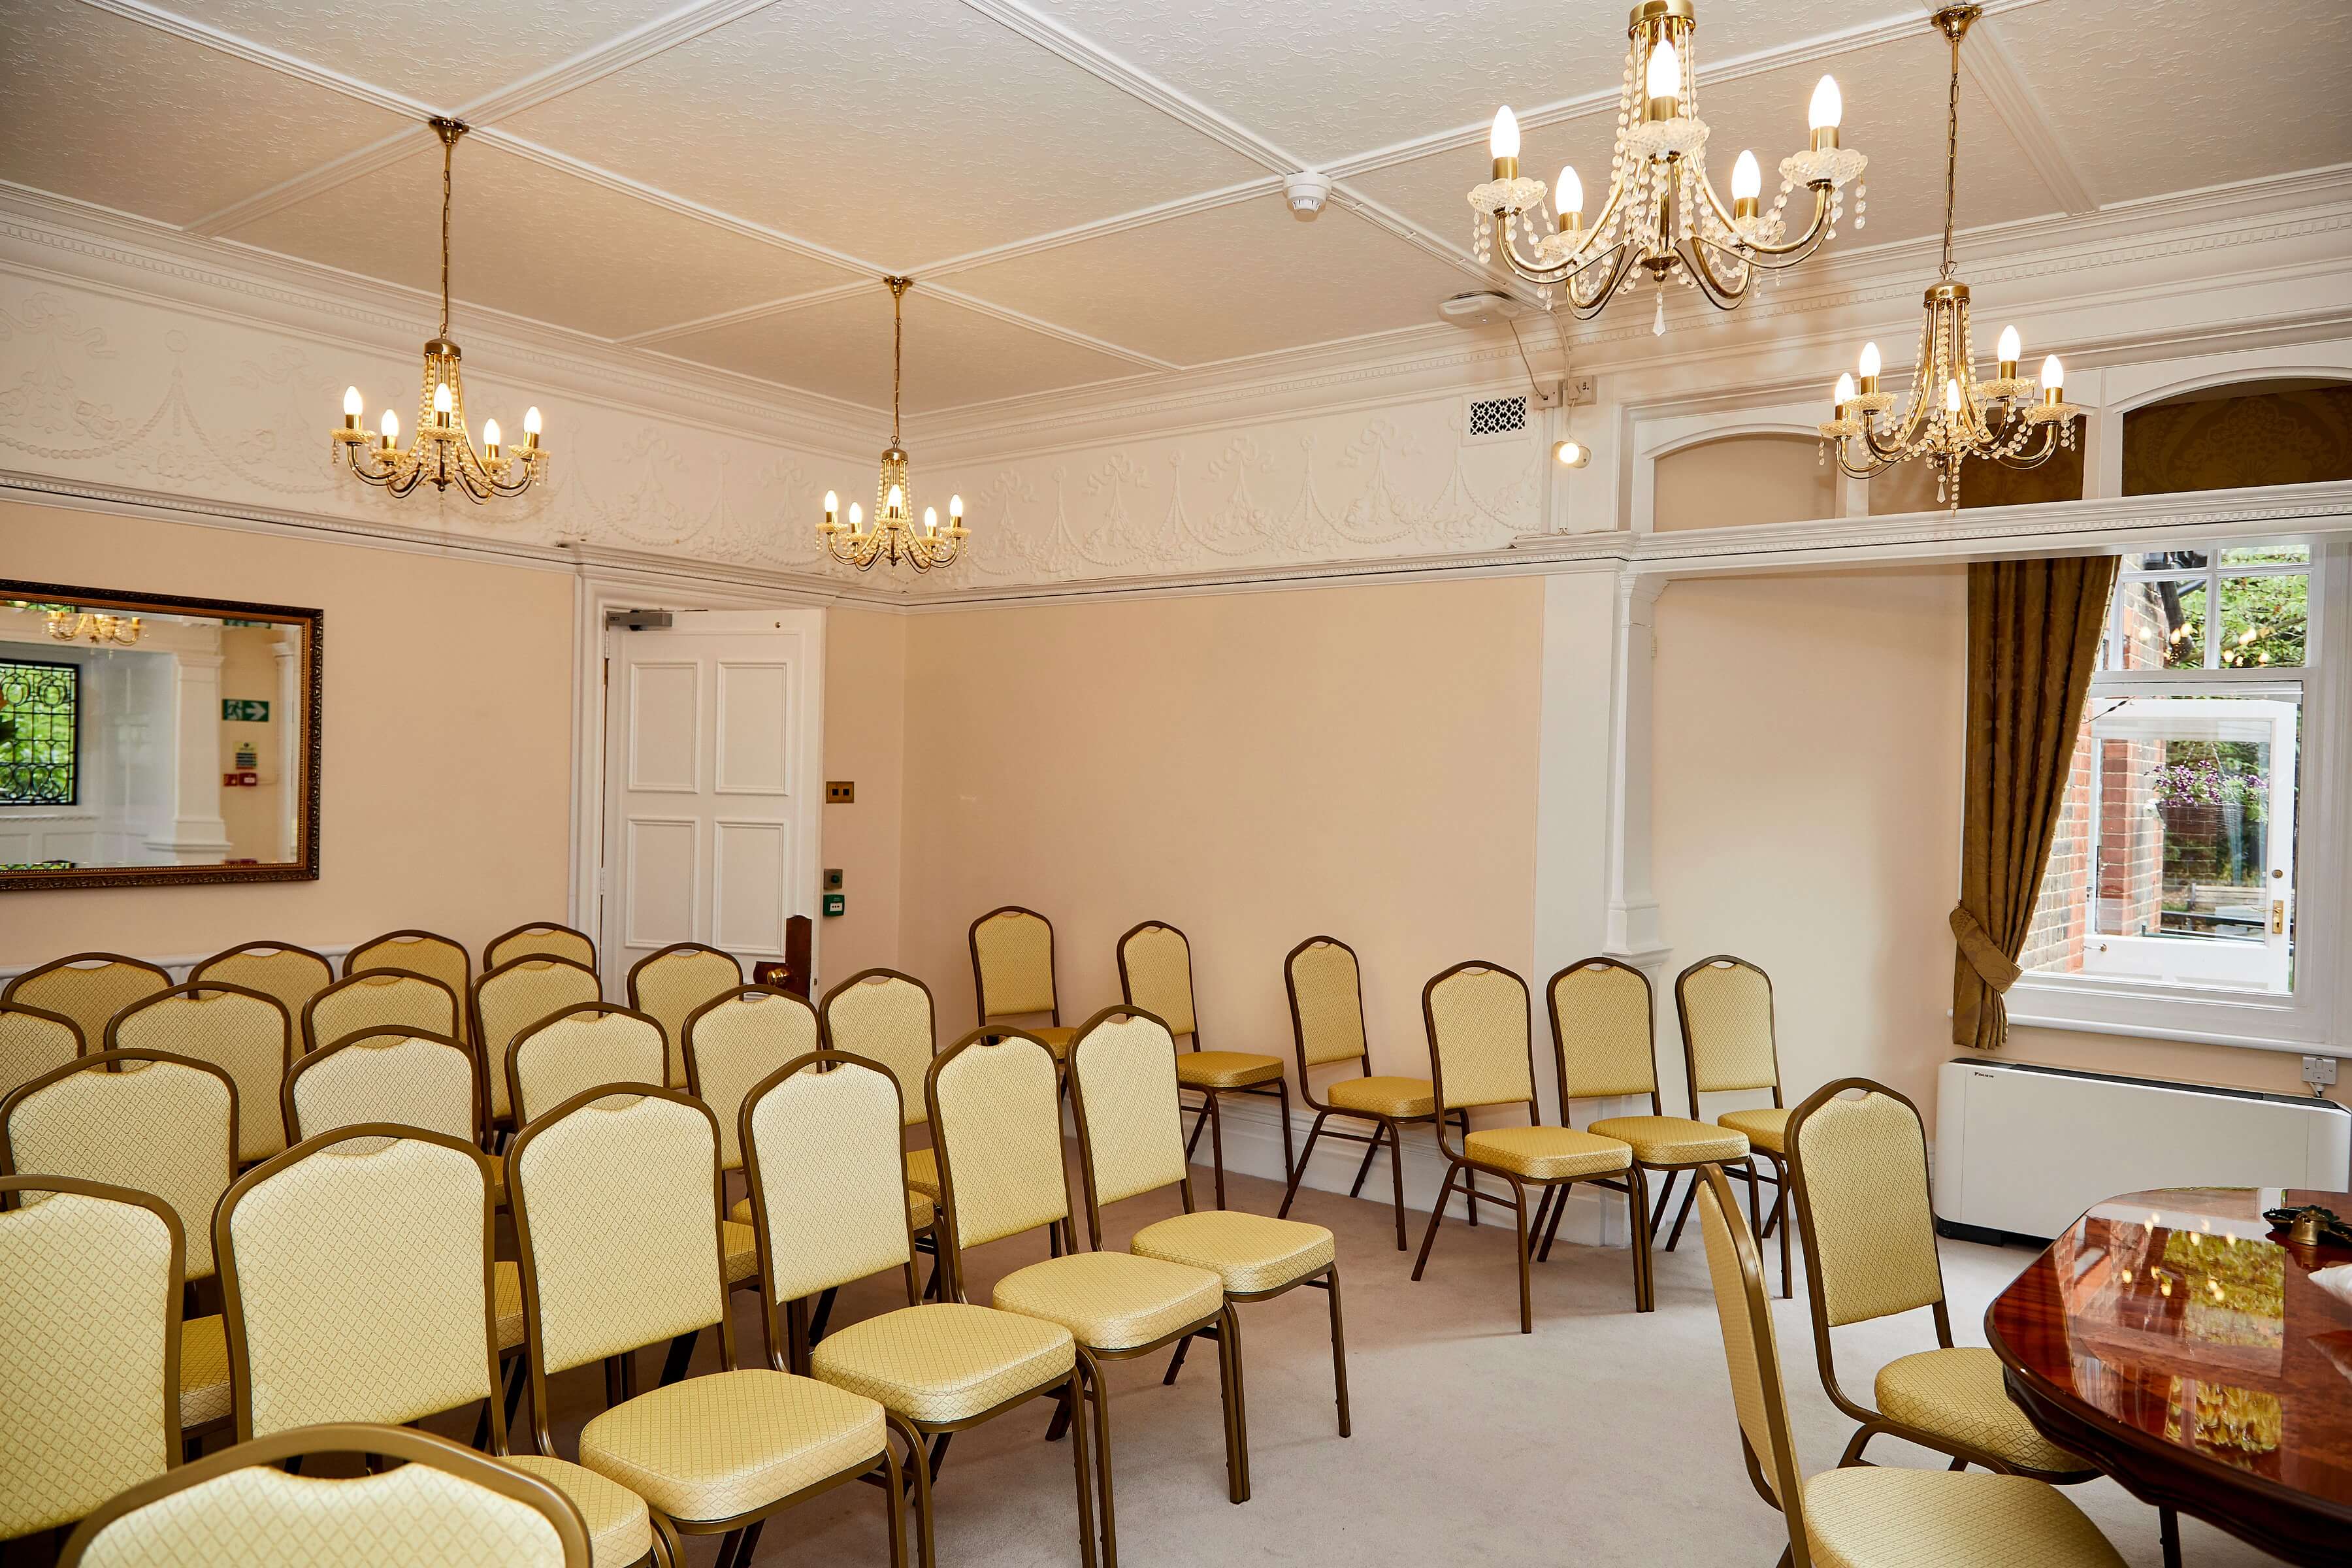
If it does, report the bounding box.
[1935,1059,2351,1242]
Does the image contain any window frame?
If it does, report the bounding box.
[0,655,81,809]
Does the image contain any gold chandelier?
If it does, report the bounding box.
[45,608,141,646]
[818,277,967,572]
[331,119,547,502]
[1818,7,2085,508]
[1468,0,1866,331]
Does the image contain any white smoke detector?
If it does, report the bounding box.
[1439,290,1535,327]
[1284,171,1331,221]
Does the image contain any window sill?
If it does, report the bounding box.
[2006,972,2322,1056]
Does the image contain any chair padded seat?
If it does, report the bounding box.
[502,1454,653,1567]
[1175,1051,1284,1090]
[494,1260,525,1352]
[1032,1026,1076,1060]
[733,1189,934,1236]
[1875,1347,2093,1477]
[1587,1114,1750,1166]
[994,1250,1223,1352]
[180,1313,231,1429]
[1717,1106,1789,1155]
[904,1146,940,1200]
[811,1302,1074,1426]
[1326,1075,1435,1119]
[1130,1211,1334,1296]
[723,1219,759,1286]
[1801,1465,2125,1567]
[1463,1125,1631,1182]
[578,1368,884,1524]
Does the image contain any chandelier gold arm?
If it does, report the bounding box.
[1482,163,1631,289]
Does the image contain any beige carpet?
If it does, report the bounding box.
[503,1159,2274,1567]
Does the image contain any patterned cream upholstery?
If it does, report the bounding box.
[629,945,742,1089]
[286,1032,476,1144]
[5,1054,235,1279]
[1130,1212,1335,1296]
[179,1317,231,1430]
[577,1369,885,1524]
[1288,939,1369,1068]
[1029,1026,1077,1060]
[902,1146,940,1200]
[486,924,596,975]
[509,1092,723,1377]
[1,1004,81,1101]
[810,1301,1073,1425]
[1425,965,1535,1111]
[992,1252,1224,1352]
[110,987,291,1163]
[1720,1106,1789,1155]
[972,909,1058,1020]
[742,1058,910,1304]
[476,959,601,1121]
[930,1036,1070,1250]
[1173,1052,1282,1088]
[1462,1126,1631,1181]
[820,972,935,1128]
[507,1008,664,1126]
[1584,1115,1748,1165]
[1697,1173,1801,1508]
[497,1458,646,1567]
[191,946,333,1034]
[1117,924,1198,1038]
[304,972,459,1058]
[1793,1090,1944,1327]
[1070,1013,1188,1208]
[1325,1075,1435,1117]
[4,955,169,1058]
[732,1190,932,1235]
[64,1443,581,1568]
[1549,960,1658,1100]
[684,989,817,1171]
[1682,958,1779,1094]
[1874,1348,2089,1475]
[1,1183,178,1539]
[346,933,472,1039]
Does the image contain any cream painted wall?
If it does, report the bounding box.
[818,607,907,990]
[892,577,1548,1086]
[1652,434,1837,532]
[0,500,574,964]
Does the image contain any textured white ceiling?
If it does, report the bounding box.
[3,0,2344,417]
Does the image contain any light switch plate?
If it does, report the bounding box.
[825,781,855,804]
[823,868,844,892]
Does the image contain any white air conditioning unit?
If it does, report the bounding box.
[1935,1058,2350,1243]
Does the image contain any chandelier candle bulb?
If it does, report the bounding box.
[1490,105,1520,178]
[1944,378,1964,414]
[1997,324,2022,380]
[339,385,363,436]
[432,382,453,425]
[482,418,500,460]
[1834,372,1855,416]
[523,406,541,447]
[1644,37,1681,121]
[1857,340,1882,394]
[1808,75,1842,148]
[923,506,938,536]
[380,409,399,449]
[2041,354,2066,404]
[1731,149,1761,221]
[1557,165,1584,230]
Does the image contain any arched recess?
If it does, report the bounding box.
[2115,373,2352,497]
[1645,422,1838,532]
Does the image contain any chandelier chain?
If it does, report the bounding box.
[1940,23,1961,282]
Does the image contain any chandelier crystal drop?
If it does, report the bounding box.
[1467,0,1866,323]
[818,277,968,572]
[44,608,142,646]
[1816,6,2086,510]
[331,119,547,503]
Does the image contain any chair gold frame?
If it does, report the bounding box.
[344,930,474,1038]
[487,921,599,975]
[506,1084,909,1568]
[301,968,461,1057]
[0,1173,185,1543]
[628,941,743,1089]
[190,941,335,1028]
[1275,935,1461,1251]
[968,906,1077,1062]
[1674,954,1792,1298]
[57,1423,595,1568]
[1410,961,1635,1333]
[1114,920,1294,1211]
[3,951,171,1057]
[0,1002,83,1103]
[282,1026,484,1147]
[926,1027,1239,1567]
[107,981,292,1166]
[742,1049,1097,1568]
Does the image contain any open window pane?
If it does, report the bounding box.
[2217,574,2308,668]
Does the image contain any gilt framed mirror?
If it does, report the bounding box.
[0,580,321,890]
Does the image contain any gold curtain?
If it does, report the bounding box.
[1951,555,2118,1050]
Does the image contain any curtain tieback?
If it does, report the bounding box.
[1949,906,2022,992]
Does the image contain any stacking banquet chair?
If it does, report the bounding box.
[1115,921,1292,1211]
[820,968,949,1211]
[504,1003,667,1128]
[58,1423,594,1568]
[1787,1079,2097,1483]
[1068,1005,1349,1483]
[1,1175,184,1546]
[487,921,599,976]
[1675,955,1793,1297]
[1690,1161,2126,1568]
[1546,957,1750,1313]
[345,930,474,1038]
[1,1051,238,1450]
[1410,962,1635,1332]
[970,906,1078,1064]
[108,981,292,1166]
[1277,936,1457,1250]
[302,968,461,1057]
[507,1084,911,1567]
[474,955,602,1135]
[3,952,171,1059]
[629,942,742,1089]
[214,1125,653,1567]
[927,1027,1237,1563]
[742,1049,1096,1568]
[1,1001,82,1101]
[190,941,335,1034]
[282,1026,483,1147]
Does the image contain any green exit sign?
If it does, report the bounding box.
[823,892,845,917]
[221,699,269,721]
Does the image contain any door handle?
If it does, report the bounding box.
[2272,899,2287,935]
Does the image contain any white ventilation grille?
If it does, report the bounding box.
[1465,393,1530,444]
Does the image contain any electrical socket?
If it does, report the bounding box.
[2301,1054,2338,1087]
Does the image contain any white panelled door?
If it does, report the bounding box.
[600,610,825,994]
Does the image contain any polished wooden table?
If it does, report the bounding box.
[1987,1187,2352,1566]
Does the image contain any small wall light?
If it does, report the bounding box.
[1554,439,1590,468]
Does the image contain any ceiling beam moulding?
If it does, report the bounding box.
[921,284,1181,371]
[619,281,879,348]
[78,0,430,117]
[1961,14,2100,216]
[912,176,1282,280]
